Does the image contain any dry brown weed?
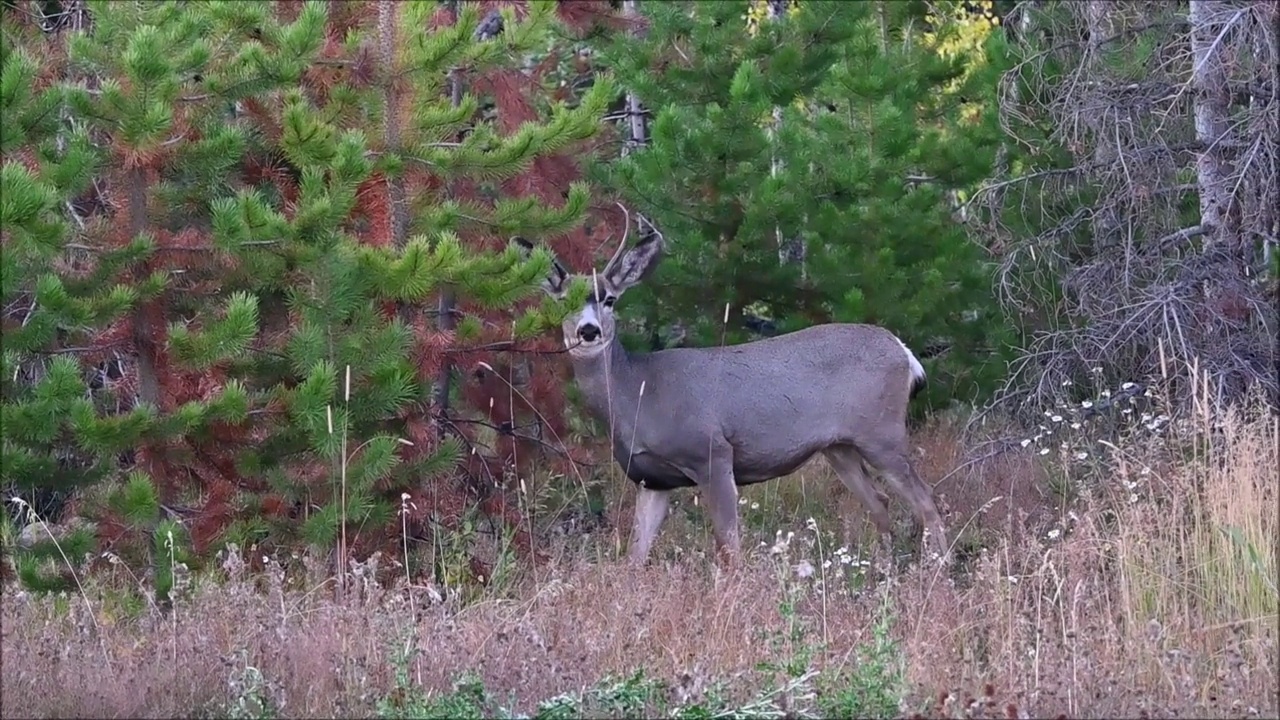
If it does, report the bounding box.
[2,402,1275,719]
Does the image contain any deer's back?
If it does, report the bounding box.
[632,324,916,471]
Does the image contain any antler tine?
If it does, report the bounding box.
[604,201,632,274]
[637,212,662,246]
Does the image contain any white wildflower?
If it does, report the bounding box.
[1081,400,1094,409]
[795,560,815,579]
[769,529,790,555]
[1047,528,1061,540]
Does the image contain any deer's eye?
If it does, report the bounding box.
[601,295,617,308]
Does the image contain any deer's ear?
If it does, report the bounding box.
[604,234,663,294]
[511,236,569,298]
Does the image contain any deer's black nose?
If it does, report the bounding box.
[578,324,601,342]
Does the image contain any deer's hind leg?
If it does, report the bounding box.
[823,446,893,553]
[854,434,949,564]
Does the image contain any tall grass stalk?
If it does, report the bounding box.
[6,498,112,671]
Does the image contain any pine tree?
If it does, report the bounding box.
[1,0,220,594]
[184,0,617,580]
[442,0,630,515]
[591,0,1013,409]
[2,0,617,592]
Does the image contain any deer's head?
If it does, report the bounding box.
[513,229,663,360]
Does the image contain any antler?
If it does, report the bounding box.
[603,201,632,275]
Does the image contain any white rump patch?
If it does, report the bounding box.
[894,335,927,387]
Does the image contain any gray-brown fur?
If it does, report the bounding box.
[513,230,948,566]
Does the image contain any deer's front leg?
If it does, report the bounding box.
[701,447,741,564]
[628,484,671,565]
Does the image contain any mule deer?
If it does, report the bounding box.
[513,229,948,566]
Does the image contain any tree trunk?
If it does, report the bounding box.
[432,1,469,435]
[1083,0,1123,256]
[379,1,411,248]
[767,3,806,279]
[1188,0,1239,254]
[622,0,647,157]
[126,166,162,600]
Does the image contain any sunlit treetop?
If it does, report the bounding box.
[744,0,801,39]
[923,0,1001,64]
[922,0,1004,124]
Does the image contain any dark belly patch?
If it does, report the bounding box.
[626,473,697,491]
[618,451,694,490]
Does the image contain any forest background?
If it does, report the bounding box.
[1,1,1276,718]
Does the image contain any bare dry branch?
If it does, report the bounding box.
[988,0,1277,417]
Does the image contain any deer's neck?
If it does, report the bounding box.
[570,340,644,433]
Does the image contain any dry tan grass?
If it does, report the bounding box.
[2,400,1276,719]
